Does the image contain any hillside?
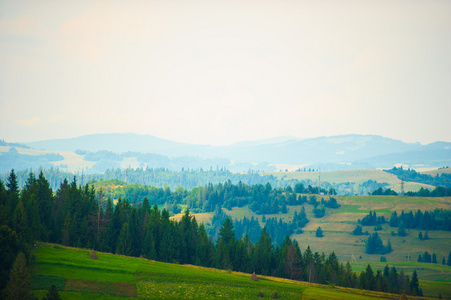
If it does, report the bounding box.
[31,243,434,299]
[171,193,451,273]
[421,167,451,177]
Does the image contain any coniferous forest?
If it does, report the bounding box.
[0,169,425,298]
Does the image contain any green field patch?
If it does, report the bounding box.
[34,290,136,300]
[336,205,391,214]
[31,275,65,291]
[301,286,396,300]
[35,261,136,283]
[65,279,137,297]
[135,271,309,299]
[419,280,451,299]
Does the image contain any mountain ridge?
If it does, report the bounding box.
[21,133,451,169]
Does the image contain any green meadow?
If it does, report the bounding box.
[31,243,432,299]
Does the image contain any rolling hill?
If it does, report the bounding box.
[23,133,451,169]
[31,243,438,299]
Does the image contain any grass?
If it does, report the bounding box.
[31,243,431,299]
[419,280,451,299]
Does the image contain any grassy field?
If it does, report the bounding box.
[212,196,451,271]
[0,146,94,173]
[264,169,435,193]
[421,168,451,176]
[31,243,432,299]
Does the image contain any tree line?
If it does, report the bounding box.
[385,166,451,188]
[0,170,423,298]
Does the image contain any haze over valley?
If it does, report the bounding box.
[1,1,450,299]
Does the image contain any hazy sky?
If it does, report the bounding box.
[1,0,450,146]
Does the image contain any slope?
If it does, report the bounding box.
[31,243,428,300]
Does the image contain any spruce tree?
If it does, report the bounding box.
[42,285,61,300]
[5,252,31,300]
[6,169,19,219]
[316,226,323,237]
[447,251,451,266]
[410,269,419,295]
[0,225,19,293]
[116,222,132,256]
[12,200,30,243]
[365,264,375,290]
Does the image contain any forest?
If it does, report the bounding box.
[0,169,426,298]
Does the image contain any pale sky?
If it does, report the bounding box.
[1,0,450,146]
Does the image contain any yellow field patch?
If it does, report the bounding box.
[171,212,213,225]
[421,168,451,176]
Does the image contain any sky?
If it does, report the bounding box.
[0,0,450,146]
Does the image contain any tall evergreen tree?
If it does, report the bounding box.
[6,169,20,225]
[142,221,156,260]
[4,252,32,300]
[116,222,133,256]
[0,225,19,294]
[42,284,62,300]
[196,223,213,267]
[316,226,323,237]
[365,264,375,290]
[12,200,30,244]
[36,171,54,240]
[410,269,419,295]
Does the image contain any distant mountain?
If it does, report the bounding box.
[216,134,423,164]
[230,136,303,147]
[23,133,451,169]
[361,141,451,168]
[26,133,198,155]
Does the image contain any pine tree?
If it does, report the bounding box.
[42,285,61,300]
[0,225,19,293]
[6,169,20,220]
[410,269,419,295]
[12,200,30,244]
[61,212,72,246]
[196,223,213,267]
[36,171,54,234]
[442,257,446,265]
[365,264,375,290]
[5,252,32,300]
[116,222,133,256]
[142,224,156,260]
[447,251,451,267]
[316,226,323,237]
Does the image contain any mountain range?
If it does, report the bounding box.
[24,133,451,170]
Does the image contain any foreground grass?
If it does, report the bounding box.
[30,243,433,299]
